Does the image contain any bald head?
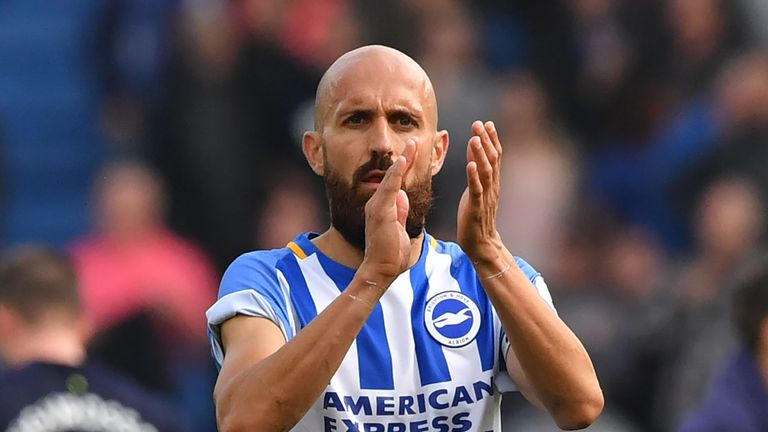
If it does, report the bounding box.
[313,45,438,131]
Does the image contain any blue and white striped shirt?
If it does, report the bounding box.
[207,232,555,431]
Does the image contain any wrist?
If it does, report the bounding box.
[356,263,396,291]
[362,259,402,286]
[474,259,510,280]
[466,236,504,266]
[345,265,393,311]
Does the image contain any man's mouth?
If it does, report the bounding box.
[361,170,386,184]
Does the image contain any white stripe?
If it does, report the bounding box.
[424,246,484,382]
[276,269,299,338]
[205,289,289,367]
[379,270,418,392]
[423,243,457,298]
[533,276,557,313]
[297,254,360,390]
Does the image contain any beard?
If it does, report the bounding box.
[323,153,433,251]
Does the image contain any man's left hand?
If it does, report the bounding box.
[457,120,504,266]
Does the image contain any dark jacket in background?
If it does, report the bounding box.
[679,348,768,432]
[0,361,186,431]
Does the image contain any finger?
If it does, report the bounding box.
[376,154,407,203]
[472,120,499,165]
[469,136,493,188]
[466,161,483,204]
[485,121,502,156]
[484,121,501,187]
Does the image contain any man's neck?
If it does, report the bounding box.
[2,326,86,368]
[311,227,425,270]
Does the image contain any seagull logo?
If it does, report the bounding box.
[424,292,481,347]
[432,308,473,328]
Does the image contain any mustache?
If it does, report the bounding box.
[352,153,394,184]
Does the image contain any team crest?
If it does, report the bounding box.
[424,291,481,347]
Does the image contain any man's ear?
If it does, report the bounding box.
[430,130,449,176]
[303,131,324,176]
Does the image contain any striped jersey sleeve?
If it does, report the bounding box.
[496,256,557,392]
[206,249,297,368]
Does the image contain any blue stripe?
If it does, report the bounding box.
[409,253,452,385]
[276,255,317,328]
[316,253,395,390]
[513,256,541,283]
[219,250,296,338]
[356,311,395,389]
[438,241,495,372]
[475,291,496,371]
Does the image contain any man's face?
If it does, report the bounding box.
[323,151,432,251]
[316,52,442,250]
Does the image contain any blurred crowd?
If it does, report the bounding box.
[2,0,768,430]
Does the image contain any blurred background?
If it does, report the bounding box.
[1,0,767,430]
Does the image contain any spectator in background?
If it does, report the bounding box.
[568,0,643,145]
[415,0,497,238]
[157,0,361,271]
[653,176,765,431]
[584,0,749,253]
[672,52,768,218]
[95,0,179,155]
[0,245,186,431]
[494,72,580,277]
[663,0,746,103]
[541,207,672,430]
[676,178,764,311]
[680,252,768,431]
[72,160,216,348]
[254,168,326,250]
[70,160,218,430]
[595,225,671,428]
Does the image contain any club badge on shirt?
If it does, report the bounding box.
[424,291,481,347]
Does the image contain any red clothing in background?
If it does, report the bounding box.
[71,229,218,344]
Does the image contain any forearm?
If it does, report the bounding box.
[474,247,603,428]
[216,267,391,431]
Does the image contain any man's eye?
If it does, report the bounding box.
[347,114,364,124]
[397,116,414,127]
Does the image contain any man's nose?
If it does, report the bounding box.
[368,117,397,156]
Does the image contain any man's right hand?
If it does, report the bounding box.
[361,139,417,282]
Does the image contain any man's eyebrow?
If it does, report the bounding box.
[336,107,375,119]
[333,103,424,121]
[387,107,423,119]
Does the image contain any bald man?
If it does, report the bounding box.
[206,45,603,431]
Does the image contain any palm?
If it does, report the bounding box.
[365,188,411,279]
[362,142,417,280]
[456,121,502,261]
